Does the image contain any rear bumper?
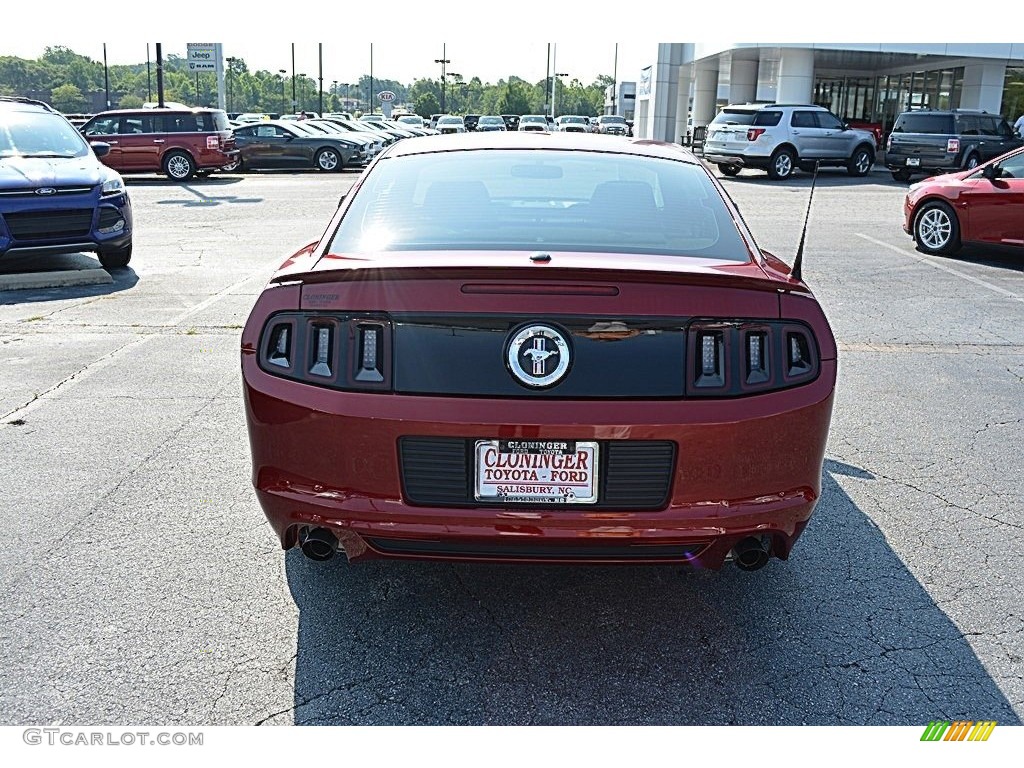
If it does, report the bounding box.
[885,151,957,174]
[244,358,836,568]
[703,152,770,169]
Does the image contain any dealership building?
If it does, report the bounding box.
[633,43,1024,143]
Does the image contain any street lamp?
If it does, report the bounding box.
[447,73,461,112]
[553,73,569,117]
[226,57,237,113]
[278,69,287,115]
[434,44,450,114]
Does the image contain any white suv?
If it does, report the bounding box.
[703,103,876,180]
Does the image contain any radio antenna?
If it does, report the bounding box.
[791,160,820,283]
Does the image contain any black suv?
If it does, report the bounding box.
[0,97,133,269]
[886,109,1023,181]
[463,114,481,132]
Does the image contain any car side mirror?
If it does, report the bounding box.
[90,141,111,158]
[982,164,1000,181]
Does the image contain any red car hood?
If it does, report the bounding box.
[271,248,807,294]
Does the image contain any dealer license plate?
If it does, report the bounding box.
[474,439,599,504]
[907,157,920,166]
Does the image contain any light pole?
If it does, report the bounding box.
[553,73,568,118]
[332,80,338,111]
[226,57,237,113]
[278,69,287,115]
[448,73,461,113]
[434,44,450,114]
[291,43,296,113]
[299,74,307,112]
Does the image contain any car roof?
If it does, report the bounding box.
[0,96,55,112]
[384,132,700,163]
[89,107,221,117]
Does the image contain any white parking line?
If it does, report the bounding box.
[855,233,1023,303]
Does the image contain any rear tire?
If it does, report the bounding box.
[847,145,874,177]
[163,151,196,181]
[964,152,980,171]
[99,242,132,270]
[891,169,912,182]
[913,200,961,256]
[767,148,796,180]
[717,163,741,177]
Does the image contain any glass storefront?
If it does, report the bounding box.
[812,67,965,135]
[1003,66,1024,124]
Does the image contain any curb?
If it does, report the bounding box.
[0,268,113,292]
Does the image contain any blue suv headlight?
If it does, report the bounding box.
[101,175,126,197]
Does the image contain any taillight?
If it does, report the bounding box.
[947,138,959,153]
[259,312,392,390]
[747,128,766,141]
[686,321,818,397]
[207,135,220,150]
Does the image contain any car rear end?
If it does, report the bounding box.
[703,106,784,170]
[188,109,238,171]
[241,139,836,569]
[886,112,959,176]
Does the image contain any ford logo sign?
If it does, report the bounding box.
[35,187,57,195]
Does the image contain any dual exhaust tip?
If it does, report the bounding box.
[299,527,339,561]
[730,536,771,571]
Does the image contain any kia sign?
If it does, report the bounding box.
[187,43,217,72]
[377,91,396,102]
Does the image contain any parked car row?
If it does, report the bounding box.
[71,105,448,180]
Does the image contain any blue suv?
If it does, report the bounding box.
[0,97,132,269]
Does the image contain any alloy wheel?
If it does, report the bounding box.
[917,208,952,250]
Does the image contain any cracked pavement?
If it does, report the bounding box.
[0,168,1021,725]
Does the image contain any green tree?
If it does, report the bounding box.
[415,91,440,118]
[50,83,86,112]
[118,93,144,109]
[497,79,531,116]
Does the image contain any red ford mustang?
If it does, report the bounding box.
[241,133,837,570]
[905,144,1024,256]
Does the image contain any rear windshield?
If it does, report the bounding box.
[892,113,954,134]
[601,116,626,124]
[710,109,782,127]
[326,149,750,262]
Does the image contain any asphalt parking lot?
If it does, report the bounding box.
[1,165,1021,726]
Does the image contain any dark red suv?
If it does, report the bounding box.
[81,108,237,181]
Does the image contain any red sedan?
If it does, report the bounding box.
[905,144,1024,255]
[241,133,837,571]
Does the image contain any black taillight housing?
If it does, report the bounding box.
[258,312,392,391]
[686,320,819,397]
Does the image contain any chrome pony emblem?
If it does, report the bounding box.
[506,324,571,388]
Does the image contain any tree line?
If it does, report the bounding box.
[0,47,614,117]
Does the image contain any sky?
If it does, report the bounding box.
[1,0,1004,87]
